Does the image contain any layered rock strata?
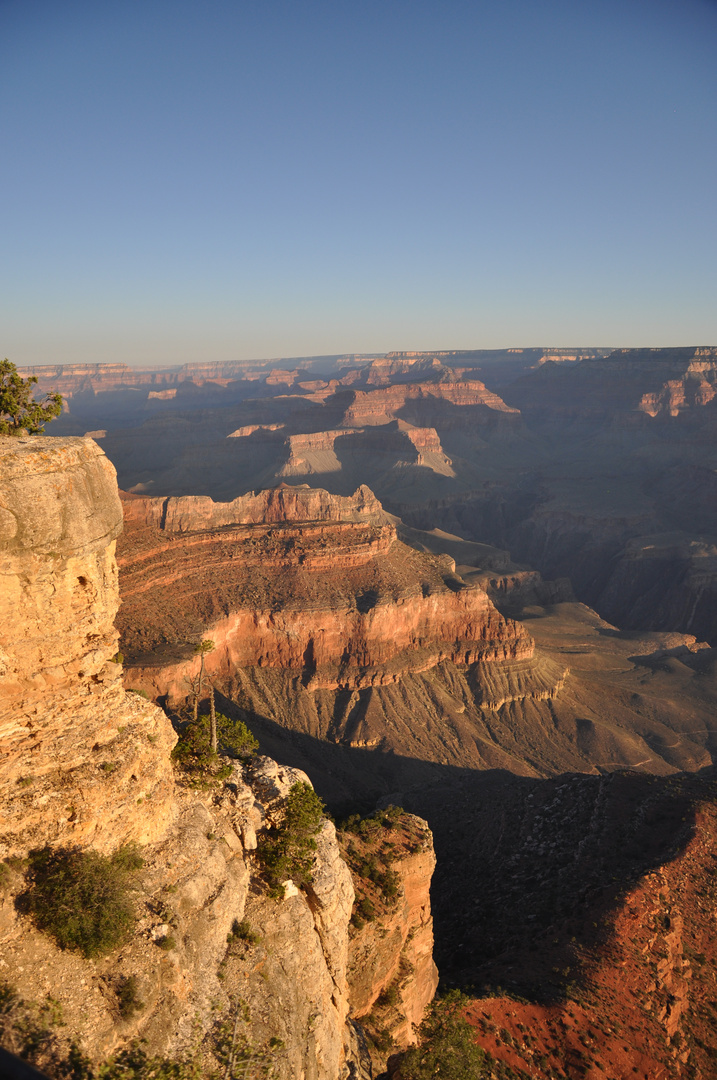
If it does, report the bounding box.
[0,437,176,855]
[505,346,717,420]
[327,381,519,428]
[117,485,534,695]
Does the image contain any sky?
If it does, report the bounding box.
[1,0,716,366]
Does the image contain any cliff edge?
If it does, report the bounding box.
[0,437,176,855]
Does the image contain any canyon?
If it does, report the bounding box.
[6,344,717,1078]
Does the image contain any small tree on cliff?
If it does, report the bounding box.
[0,359,62,435]
[396,991,488,1079]
[192,639,215,741]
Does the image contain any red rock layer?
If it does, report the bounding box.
[120,482,387,532]
[116,485,533,694]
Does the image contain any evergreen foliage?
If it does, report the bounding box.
[23,844,144,958]
[172,712,258,782]
[257,781,325,897]
[397,991,489,1079]
[0,359,62,435]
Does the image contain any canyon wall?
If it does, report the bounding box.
[505,346,717,420]
[117,485,534,696]
[121,482,388,532]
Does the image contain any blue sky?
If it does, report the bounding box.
[2,0,716,366]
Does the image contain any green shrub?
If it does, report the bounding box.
[229,919,261,946]
[0,359,62,435]
[157,935,177,951]
[396,991,488,1079]
[257,782,324,897]
[172,713,259,783]
[0,982,66,1067]
[369,1025,394,1053]
[98,1040,201,1079]
[377,983,400,1008]
[117,975,144,1019]
[23,844,144,959]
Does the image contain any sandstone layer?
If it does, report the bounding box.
[0,437,176,855]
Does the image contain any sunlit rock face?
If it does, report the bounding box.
[117,484,534,699]
[0,436,176,856]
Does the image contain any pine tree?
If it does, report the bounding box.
[0,359,63,435]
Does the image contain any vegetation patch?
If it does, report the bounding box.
[0,359,62,435]
[0,980,71,1073]
[338,805,426,929]
[229,919,261,946]
[256,781,325,899]
[22,843,144,959]
[395,990,489,1079]
[172,712,258,785]
[116,976,144,1020]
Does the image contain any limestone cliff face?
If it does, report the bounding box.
[0,754,364,1080]
[0,437,176,855]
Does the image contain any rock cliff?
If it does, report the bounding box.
[330,381,519,428]
[0,753,362,1079]
[341,812,438,1055]
[505,346,717,420]
[0,437,176,856]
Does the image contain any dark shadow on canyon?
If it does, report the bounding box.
[208,691,717,1006]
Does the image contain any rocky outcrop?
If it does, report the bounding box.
[474,568,575,616]
[277,431,359,476]
[344,814,438,1046]
[0,753,365,1080]
[121,483,388,532]
[332,381,519,428]
[0,437,176,855]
